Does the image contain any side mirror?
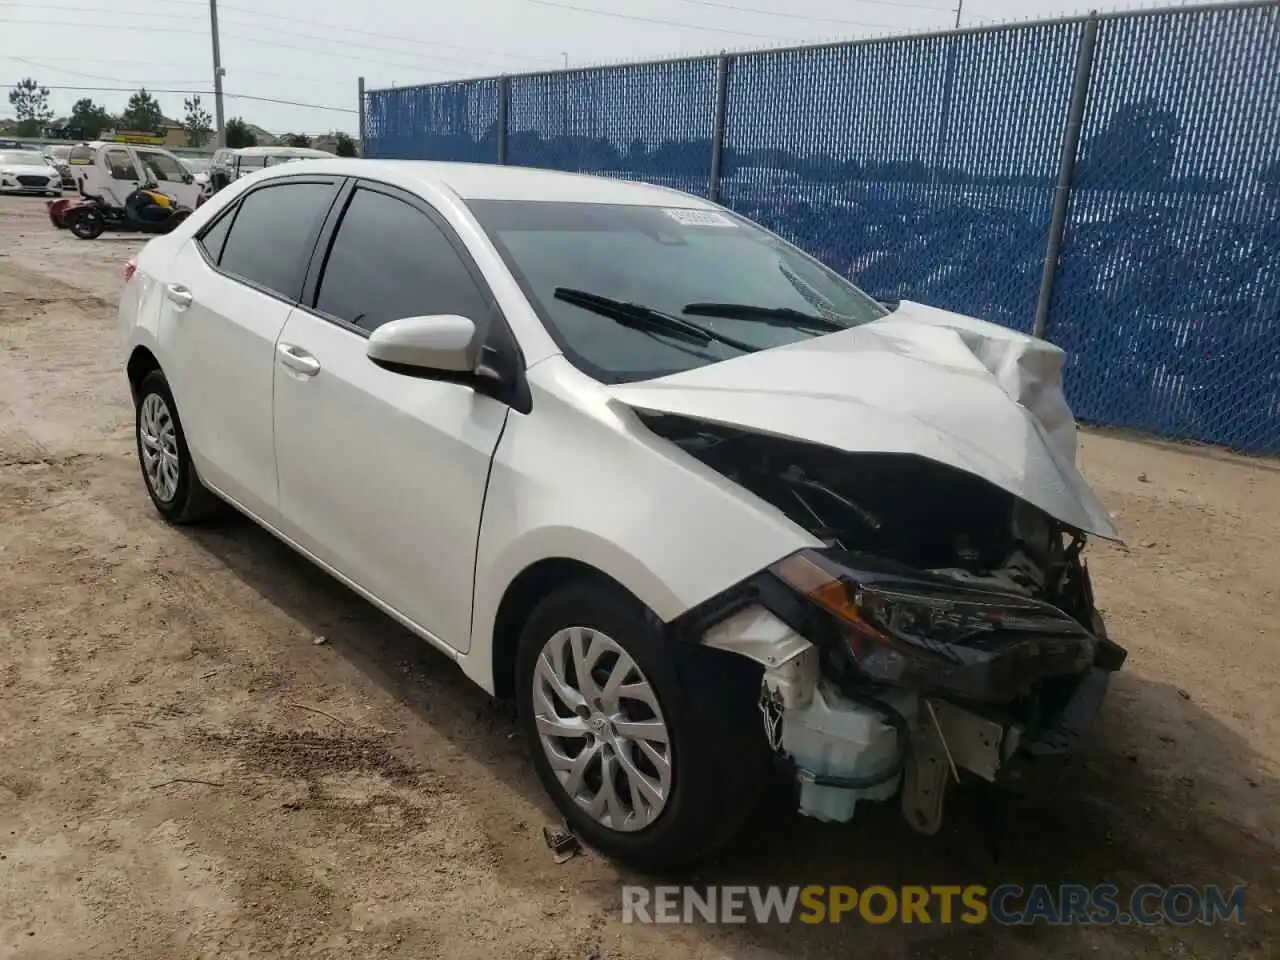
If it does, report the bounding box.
[366,315,481,374]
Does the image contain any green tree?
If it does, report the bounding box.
[182,95,213,147]
[68,98,115,139]
[225,117,257,148]
[333,131,358,157]
[282,133,311,148]
[119,88,165,134]
[8,77,54,137]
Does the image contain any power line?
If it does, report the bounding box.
[2,17,481,79]
[29,84,356,114]
[0,55,354,88]
[1,18,482,78]
[8,2,557,71]
[6,56,205,86]
[663,0,947,26]
[521,0,805,40]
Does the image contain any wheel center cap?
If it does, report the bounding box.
[589,714,608,732]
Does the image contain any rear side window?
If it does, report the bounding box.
[217,181,336,300]
[314,187,490,332]
[198,208,235,264]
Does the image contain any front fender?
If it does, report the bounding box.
[461,357,817,694]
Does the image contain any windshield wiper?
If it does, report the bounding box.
[554,288,759,353]
[681,302,846,332]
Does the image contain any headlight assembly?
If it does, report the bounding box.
[769,549,1097,701]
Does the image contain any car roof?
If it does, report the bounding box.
[256,158,717,207]
[234,145,331,157]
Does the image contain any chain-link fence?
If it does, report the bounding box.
[363,1,1280,455]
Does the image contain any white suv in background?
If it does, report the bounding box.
[118,159,1126,868]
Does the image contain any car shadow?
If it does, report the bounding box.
[183,515,1279,960]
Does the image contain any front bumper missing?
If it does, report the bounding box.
[695,603,1117,834]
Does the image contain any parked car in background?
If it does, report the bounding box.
[0,149,62,196]
[67,141,202,210]
[118,159,1126,869]
[180,155,212,187]
[199,146,334,205]
[227,145,333,180]
[42,144,76,189]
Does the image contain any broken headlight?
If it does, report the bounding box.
[769,549,1097,701]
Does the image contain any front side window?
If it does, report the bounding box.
[468,200,886,384]
[314,187,490,333]
[217,181,336,299]
[104,149,136,180]
[137,150,186,182]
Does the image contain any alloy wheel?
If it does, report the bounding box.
[138,392,180,503]
[532,626,673,832]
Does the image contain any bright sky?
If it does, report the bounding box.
[0,0,1233,136]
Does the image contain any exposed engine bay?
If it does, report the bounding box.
[644,411,1096,613]
[648,412,1128,835]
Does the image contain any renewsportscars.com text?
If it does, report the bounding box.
[621,883,1247,926]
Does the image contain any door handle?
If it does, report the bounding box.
[165,284,192,308]
[277,343,321,377]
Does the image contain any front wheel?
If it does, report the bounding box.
[515,580,767,870]
[134,370,219,523]
[69,208,105,240]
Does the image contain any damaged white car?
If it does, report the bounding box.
[118,160,1127,869]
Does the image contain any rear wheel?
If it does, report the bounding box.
[69,208,105,240]
[515,579,767,870]
[135,370,219,523]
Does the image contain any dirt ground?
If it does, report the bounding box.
[0,193,1276,960]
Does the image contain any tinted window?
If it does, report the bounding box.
[315,187,489,332]
[104,149,135,180]
[469,200,885,384]
[218,182,335,299]
[198,208,235,264]
[137,150,185,182]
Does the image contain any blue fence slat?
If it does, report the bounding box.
[361,4,1280,455]
[506,60,719,197]
[1049,5,1280,453]
[363,80,500,162]
[719,25,1082,335]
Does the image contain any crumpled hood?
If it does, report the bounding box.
[608,300,1119,540]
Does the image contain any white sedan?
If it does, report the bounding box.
[0,149,62,196]
[118,159,1127,867]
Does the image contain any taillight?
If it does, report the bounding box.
[123,258,137,283]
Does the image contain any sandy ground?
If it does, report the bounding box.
[0,193,1276,960]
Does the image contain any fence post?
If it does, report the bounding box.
[357,76,366,156]
[1032,14,1099,339]
[707,53,731,203]
[497,75,509,165]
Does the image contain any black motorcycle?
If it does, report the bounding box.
[68,183,192,240]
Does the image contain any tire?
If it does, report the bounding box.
[134,370,219,523]
[515,579,768,871]
[69,208,105,240]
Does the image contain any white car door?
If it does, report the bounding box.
[135,148,201,208]
[159,176,342,525]
[273,182,514,653]
[96,145,141,206]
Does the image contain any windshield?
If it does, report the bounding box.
[46,146,71,160]
[469,199,885,383]
[182,156,210,173]
[0,151,48,166]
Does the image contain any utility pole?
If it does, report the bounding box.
[954,0,963,29]
[209,0,226,147]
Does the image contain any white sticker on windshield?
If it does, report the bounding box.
[662,208,737,227]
